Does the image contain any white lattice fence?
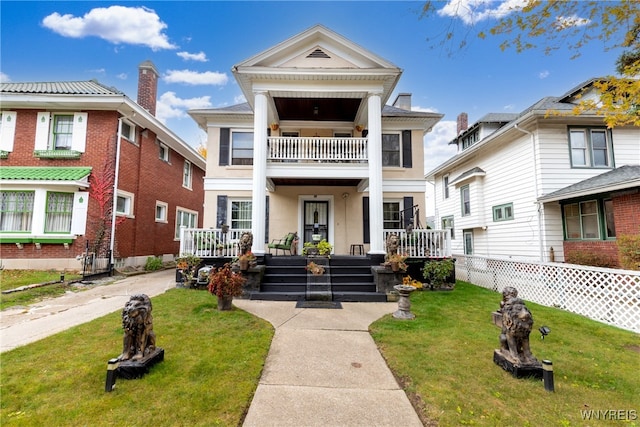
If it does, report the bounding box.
[455,255,640,333]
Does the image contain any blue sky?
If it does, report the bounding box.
[0,1,624,173]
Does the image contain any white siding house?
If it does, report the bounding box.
[427,79,640,264]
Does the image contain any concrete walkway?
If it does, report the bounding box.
[234,299,423,427]
[1,271,423,426]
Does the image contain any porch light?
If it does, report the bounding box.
[313,106,319,116]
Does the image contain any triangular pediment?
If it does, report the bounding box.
[235,24,398,70]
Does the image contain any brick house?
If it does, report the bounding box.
[0,61,205,270]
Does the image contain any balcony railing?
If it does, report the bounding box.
[180,227,452,258]
[383,229,452,258]
[268,137,368,163]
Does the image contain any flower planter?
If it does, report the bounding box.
[217,295,233,311]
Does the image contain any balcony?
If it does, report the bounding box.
[268,136,368,163]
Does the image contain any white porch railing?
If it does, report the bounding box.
[179,228,250,258]
[268,137,368,162]
[383,229,452,258]
[454,255,640,333]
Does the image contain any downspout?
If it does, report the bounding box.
[514,123,545,262]
[110,114,126,270]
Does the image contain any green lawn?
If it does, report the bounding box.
[0,269,84,310]
[1,288,274,426]
[370,281,640,426]
[1,277,638,426]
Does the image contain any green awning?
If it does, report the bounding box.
[0,166,92,181]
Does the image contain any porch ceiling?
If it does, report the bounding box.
[271,177,361,187]
[273,97,362,122]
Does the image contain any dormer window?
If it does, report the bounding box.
[462,131,479,149]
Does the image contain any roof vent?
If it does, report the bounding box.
[307,48,330,59]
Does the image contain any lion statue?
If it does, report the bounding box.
[499,286,518,312]
[239,231,253,255]
[119,294,156,362]
[385,233,399,257]
[499,297,539,366]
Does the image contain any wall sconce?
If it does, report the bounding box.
[313,106,319,116]
[15,242,23,249]
[35,242,41,250]
[64,243,70,249]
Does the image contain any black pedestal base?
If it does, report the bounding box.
[493,350,542,379]
[117,348,165,379]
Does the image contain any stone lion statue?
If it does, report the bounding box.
[385,233,399,256]
[499,297,538,365]
[499,286,518,312]
[239,231,253,255]
[119,294,156,362]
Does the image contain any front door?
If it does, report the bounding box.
[303,201,329,245]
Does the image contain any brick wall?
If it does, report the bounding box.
[563,191,640,268]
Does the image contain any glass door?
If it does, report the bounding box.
[303,201,329,245]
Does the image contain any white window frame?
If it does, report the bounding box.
[159,141,169,162]
[183,160,192,189]
[382,199,402,230]
[116,190,135,218]
[155,201,168,223]
[441,215,454,239]
[34,112,88,153]
[175,207,198,239]
[121,120,136,143]
[229,199,252,230]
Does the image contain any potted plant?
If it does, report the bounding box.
[207,263,247,310]
[422,258,455,290]
[355,124,364,132]
[176,254,201,286]
[386,253,407,272]
[302,239,333,256]
[270,122,279,131]
[306,261,325,275]
[237,251,256,271]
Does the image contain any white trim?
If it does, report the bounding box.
[155,200,168,223]
[0,111,17,152]
[204,177,253,191]
[116,190,135,218]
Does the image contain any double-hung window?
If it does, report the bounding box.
[45,192,73,233]
[460,185,471,216]
[159,142,169,162]
[443,175,450,199]
[175,208,198,239]
[52,115,74,150]
[232,132,253,165]
[231,200,252,230]
[0,191,34,232]
[441,215,454,239]
[569,127,613,168]
[183,160,192,189]
[563,198,615,240]
[382,133,400,167]
[383,201,401,230]
[34,112,87,156]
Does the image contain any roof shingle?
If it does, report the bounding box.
[0,167,92,181]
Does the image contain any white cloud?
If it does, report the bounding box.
[233,94,247,104]
[156,91,212,122]
[177,51,208,62]
[42,6,176,50]
[164,69,228,85]
[412,105,439,113]
[555,15,590,29]
[538,70,550,79]
[0,72,11,83]
[423,120,458,175]
[116,73,127,80]
[437,0,525,25]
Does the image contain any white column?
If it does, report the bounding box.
[367,91,385,254]
[251,91,268,254]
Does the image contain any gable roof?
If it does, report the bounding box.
[538,165,640,203]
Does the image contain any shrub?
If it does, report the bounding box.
[565,251,616,268]
[422,258,455,289]
[617,233,640,270]
[144,256,163,271]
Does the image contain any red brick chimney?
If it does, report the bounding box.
[457,112,468,135]
[137,60,159,116]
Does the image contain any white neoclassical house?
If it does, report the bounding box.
[189,25,444,258]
